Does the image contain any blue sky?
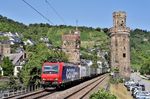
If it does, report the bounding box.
[0,0,150,30]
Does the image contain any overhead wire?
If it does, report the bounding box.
[22,0,54,25]
[45,0,66,24]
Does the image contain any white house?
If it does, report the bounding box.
[14,65,23,76]
[40,37,49,42]
[80,59,93,67]
[4,52,26,77]
[15,32,19,37]
[23,39,35,46]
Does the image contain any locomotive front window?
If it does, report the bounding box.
[43,65,58,74]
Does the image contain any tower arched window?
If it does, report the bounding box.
[124,47,126,50]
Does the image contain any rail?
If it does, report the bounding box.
[45,74,108,99]
[64,74,107,99]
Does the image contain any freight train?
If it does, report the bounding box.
[41,61,109,88]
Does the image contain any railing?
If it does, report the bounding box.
[0,84,42,98]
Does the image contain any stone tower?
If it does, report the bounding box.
[62,29,80,64]
[110,11,131,79]
[2,44,11,55]
[0,42,11,60]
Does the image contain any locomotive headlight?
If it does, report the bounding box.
[55,78,58,81]
[43,78,46,81]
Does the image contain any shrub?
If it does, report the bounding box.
[110,77,123,84]
[90,89,117,99]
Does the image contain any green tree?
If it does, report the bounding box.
[20,43,68,86]
[1,57,14,76]
[95,27,101,32]
[102,28,109,33]
[140,58,150,75]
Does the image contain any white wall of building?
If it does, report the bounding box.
[14,66,22,77]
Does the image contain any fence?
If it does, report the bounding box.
[0,84,42,98]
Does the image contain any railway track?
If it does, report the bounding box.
[41,74,108,99]
[64,74,107,99]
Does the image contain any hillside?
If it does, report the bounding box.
[23,24,109,50]
[0,15,26,32]
[0,15,150,70]
[130,29,150,70]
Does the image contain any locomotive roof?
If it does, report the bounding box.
[43,62,79,67]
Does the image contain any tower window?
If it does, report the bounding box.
[120,24,123,26]
[121,21,124,26]
[124,47,126,50]
[123,53,126,58]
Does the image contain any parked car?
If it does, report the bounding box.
[133,90,141,98]
[127,83,139,91]
[128,85,136,91]
[135,91,150,99]
[139,84,145,91]
[132,85,145,93]
[124,79,135,87]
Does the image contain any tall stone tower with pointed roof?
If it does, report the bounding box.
[110,11,131,79]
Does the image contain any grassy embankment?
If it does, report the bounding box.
[110,83,133,99]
